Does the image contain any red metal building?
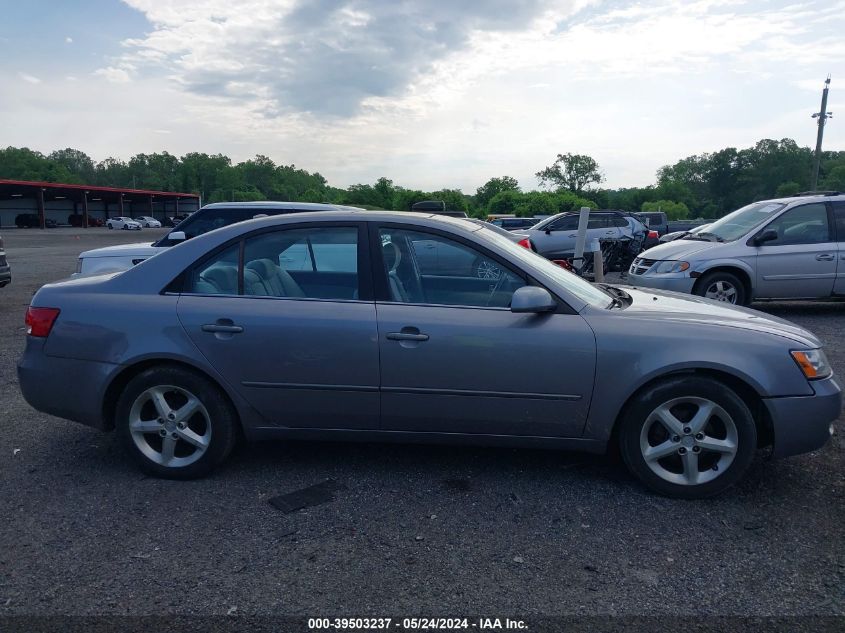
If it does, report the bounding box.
[0,179,200,229]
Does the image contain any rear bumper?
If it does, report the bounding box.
[0,263,10,286]
[764,376,842,458]
[17,338,115,430]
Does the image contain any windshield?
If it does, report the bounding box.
[531,213,566,231]
[476,227,613,308]
[686,201,785,242]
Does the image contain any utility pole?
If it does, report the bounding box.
[811,75,833,190]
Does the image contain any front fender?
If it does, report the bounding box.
[580,314,813,442]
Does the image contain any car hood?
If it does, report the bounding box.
[617,286,820,347]
[79,242,161,258]
[638,238,727,260]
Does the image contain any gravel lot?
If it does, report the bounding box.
[0,228,843,619]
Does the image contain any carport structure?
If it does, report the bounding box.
[0,179,200,229]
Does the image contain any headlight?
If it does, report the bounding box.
[651,260,690,274]
[791,349,832,380]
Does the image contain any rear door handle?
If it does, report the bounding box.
[202,322,244,334]
[816,253,835,261]
[386,332,429,342]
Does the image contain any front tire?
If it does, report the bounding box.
[694,271,748,306]
[619,376,756,499]
[116,366,239,479]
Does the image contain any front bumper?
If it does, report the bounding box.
[18,337,116,430]
[764,376,842,458]
[0,263,10,286]
[626,272,696,294]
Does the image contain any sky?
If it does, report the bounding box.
[0,0,843,192]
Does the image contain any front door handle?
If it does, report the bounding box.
[816,253,835,261]
[386,332,429,342]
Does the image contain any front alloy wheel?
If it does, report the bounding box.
[639,396,738,486]
[619,376,756,498]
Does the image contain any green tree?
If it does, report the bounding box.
[641,200,689,220]
[775,181,801,197]
[536,153,604,193]
[475,176,520,208]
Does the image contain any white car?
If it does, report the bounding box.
[106,217,142,231]
[133,216,162,228]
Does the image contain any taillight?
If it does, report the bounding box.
[517,238,533,250]
[25,307,60,337]
[648,230,658,239]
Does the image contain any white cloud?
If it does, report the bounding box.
[94,66,132,83]
[18,72,41,84]
[4,0,844,191]
[65,36,73,44]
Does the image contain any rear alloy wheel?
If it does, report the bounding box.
[619,376,756,498]
[116,366,239,479]
[694,271,747,306]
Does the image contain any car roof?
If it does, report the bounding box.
[200,201,364,212]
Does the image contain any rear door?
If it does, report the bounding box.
[177,222,380,429]
[754,203,837,299]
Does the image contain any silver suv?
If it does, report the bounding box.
[628,193,845,305]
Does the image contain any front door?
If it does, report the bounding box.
[176,223,380,430]
[373,225,596,438]
[754,203,837,299]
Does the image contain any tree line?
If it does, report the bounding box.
[2,139,844,220]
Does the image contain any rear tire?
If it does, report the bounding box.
[694,271,748,306]
[116,366,239,479]
[618,376,756,499]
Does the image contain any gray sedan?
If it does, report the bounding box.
[18,211,841,498]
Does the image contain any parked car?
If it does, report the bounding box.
[134,216,162,228]
[489,217,540,231]
[106,217,142,231]
[19,211,840,498]
[525,210,648,260]
[638,211,669,236]
[628,193,845,305]
[68,215,105,228]
[76,202,362,276]
[15,214,57,228]
[0,233,10,287]
[407,219,532,278]
[659,223,711,243]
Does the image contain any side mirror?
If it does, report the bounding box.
[511,286,556,314]
[753,229,778,246]
[169,231,186,242]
